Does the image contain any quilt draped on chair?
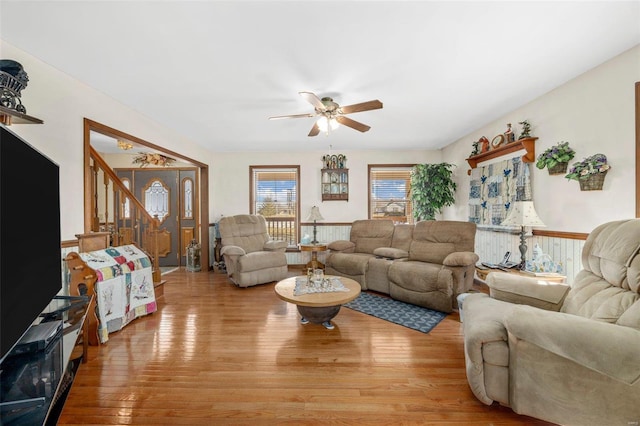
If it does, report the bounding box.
[79,244,157,343]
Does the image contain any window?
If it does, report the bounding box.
[182,177,194,219]
[369,165,414,224]
[143,179,170,224]
[250,166,300,247]
[120,178,131,219]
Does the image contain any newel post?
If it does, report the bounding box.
[151,215,161,284]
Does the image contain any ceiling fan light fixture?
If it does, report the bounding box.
[317,116,340,133]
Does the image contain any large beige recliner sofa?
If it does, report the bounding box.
[218,214,288,287]
[325,219,478,313]
[463,219,640,426]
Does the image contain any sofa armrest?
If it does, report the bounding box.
[506,305,640,385]
[264,240,287,251]
[373,247,408,259]
[221,245,246,257]
[487,272,570,311]
[327,240,355,253]
[443,251,479,267]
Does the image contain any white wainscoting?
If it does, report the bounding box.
[475,228,585,285]
[210,223,586,285]
[287,225,352,266]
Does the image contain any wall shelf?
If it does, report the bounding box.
[0,105,43,125]
[466,137,538,171]
[321,168,348,201]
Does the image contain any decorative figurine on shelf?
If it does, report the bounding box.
[504,123,515,143]
[479,136,490,153]
[518,120,532,140]
[0,59,30,114]
[323,153,347,169]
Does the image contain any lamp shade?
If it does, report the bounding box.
[501,201,545,227]
[317,116,340,132]
[306,206,324,222]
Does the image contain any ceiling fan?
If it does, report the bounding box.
[269,91,383,137]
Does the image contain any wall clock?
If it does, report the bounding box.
[491,134,505,149]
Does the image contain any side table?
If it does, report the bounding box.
[299,243,327,270]
[475,267,566,283]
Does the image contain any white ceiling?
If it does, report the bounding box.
[1,1,639,154]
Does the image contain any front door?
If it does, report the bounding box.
[135,170,179,267]
[115,169,199,267]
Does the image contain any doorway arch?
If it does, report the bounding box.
[83,118,210,269]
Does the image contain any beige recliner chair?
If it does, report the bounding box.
[463,219,640,425]
[218,214,288,287]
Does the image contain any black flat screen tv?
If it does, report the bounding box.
[0,124,62,363]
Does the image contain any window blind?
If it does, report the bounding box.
[369,167,413,224]
[251,167,298,246]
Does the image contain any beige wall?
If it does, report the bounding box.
[1,40,214,240]
[442,44,640,233]
[4,38,638,241]
[212,150,441,223]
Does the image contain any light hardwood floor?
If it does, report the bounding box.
[59,268,553,425]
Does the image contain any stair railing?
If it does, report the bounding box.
[89,146,162,283]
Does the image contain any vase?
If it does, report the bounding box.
[579,172,607,191]
[547,162,568,175]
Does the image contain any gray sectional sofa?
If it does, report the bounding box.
[325,219,478,313]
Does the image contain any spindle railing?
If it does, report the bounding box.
[89,146,162,283]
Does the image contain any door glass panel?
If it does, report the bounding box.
[183,178,193,219]
[144,179,170,223]
[121,178,131,219]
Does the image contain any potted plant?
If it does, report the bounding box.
[536,141,576,175]
[518,120,532,139]
[410,163,457,221]
[565,153,611,191]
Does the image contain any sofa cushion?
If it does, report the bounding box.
[487,272,570,311]
[389,261,446,292]
[373,247,408,259]
[388,260,455,312]
[328,240,355,252]
[561,270,640,323]
[409,220,476,263]
[237,251,287,273]
[350,219,395,254]
[617,300,640,330]
[581,219,640,292]
[220,214,269,254]
[391,223,413,252]
[326,252,373,276]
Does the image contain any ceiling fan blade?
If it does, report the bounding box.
[308,122,320,137]
[299,91,326,111]
[269,113,315,120]
[339,100,383,115]
[336,116,371,133]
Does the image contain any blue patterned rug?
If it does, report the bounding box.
[344,292,447,333]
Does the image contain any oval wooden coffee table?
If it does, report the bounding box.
[274,276,361,330]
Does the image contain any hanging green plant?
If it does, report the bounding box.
[536,141,576,174]
[410,163,457,221]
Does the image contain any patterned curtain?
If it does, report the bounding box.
[469,156,532,226]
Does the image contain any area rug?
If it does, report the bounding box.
[344,292,447,334]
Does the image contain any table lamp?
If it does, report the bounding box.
[306,206,324,244]
[501,201,545,270]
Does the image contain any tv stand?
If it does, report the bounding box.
[0,296,91,425]
[0,397,45,415]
